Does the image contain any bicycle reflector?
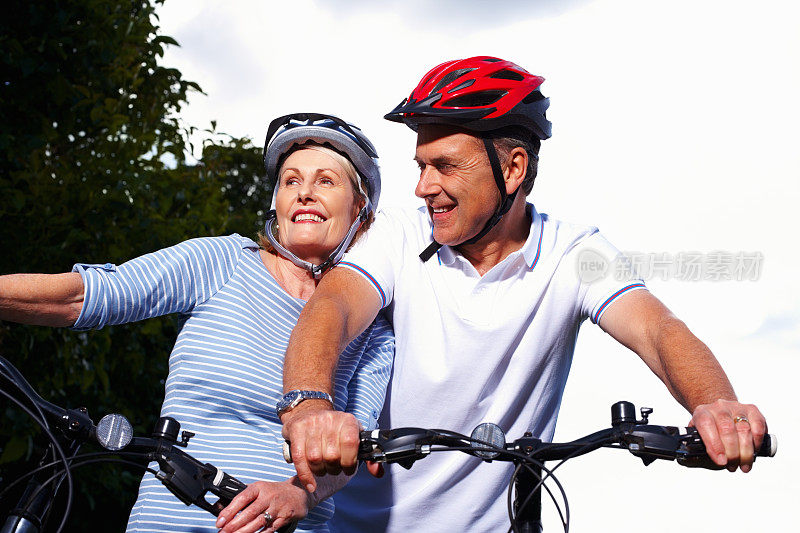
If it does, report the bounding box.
[471,423,506,460]
[96,413,133,451]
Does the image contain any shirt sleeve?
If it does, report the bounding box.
[573,231,647,324]
[71,235,244,330]
[344,313,395,431]
[337,209,411,309]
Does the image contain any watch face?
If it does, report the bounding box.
[277,391,301,414]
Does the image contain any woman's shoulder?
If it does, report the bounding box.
[178,233,260,252]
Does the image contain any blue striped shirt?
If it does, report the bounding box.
[72,235,394,532]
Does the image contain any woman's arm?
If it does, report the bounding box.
[0,272,84,326]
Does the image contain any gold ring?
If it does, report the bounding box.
[733,415,749,424]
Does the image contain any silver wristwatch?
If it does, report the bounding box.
[276,390,333,418]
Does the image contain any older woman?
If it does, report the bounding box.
[0,114,393,533]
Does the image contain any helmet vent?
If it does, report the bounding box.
[448,79,476,93]
[488,69,524,81]
[443,90,506,108]
[430,68,477,95]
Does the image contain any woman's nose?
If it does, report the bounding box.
[297,180,315,202]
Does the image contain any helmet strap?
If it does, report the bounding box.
[264,209,367,278]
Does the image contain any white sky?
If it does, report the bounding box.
[158,1,798,530]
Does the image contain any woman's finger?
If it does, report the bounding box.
[217,484,259,529]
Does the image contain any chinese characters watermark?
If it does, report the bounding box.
[577,249,763,283]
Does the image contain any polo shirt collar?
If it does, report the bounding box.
[520,203,544,269]
[435,203,544,269]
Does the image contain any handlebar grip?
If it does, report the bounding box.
[760,433,778,457]
[678,428,777,468]
[688,427,777,457]
[283,441,292,464]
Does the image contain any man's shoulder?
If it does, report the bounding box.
[360,206,431,252]
[539,211,601,253]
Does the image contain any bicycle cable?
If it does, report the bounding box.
[0,452,151,503]
[0,382,74,533]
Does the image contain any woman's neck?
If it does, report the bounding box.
[260,250,319,301]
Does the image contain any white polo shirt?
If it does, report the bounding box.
[332,204,645,532]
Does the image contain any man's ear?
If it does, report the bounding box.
[504,146,528,195]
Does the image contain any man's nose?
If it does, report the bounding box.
[415,166,440,198]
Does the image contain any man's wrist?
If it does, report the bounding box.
[279,398,334,423]
[276,390,333,419]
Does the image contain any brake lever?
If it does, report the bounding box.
[147,442,242,514]
[619,424,686,466]
[358,428,444,469]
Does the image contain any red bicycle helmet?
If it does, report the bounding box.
[385,56,551,140]
[385,56,552,260]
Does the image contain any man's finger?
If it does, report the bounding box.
[713,410,742,471]
[734,415,755,473]
[291,441,318,492]
[319,419,343,476]
[339,419,360,476]
[746,404,767,452]
[366,460,384,478]
[692,408,727,466]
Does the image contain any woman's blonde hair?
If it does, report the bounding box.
[258,142,374,254]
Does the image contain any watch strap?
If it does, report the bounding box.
[276,390,333,418]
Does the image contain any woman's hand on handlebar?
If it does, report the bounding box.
[216,478,310,533]
[690,399,767,473]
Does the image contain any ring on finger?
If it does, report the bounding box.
[264,511,274,524]
[733,415,749,424]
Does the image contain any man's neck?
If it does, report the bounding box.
[455,197,531,276]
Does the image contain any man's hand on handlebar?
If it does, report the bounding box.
[280,405,361,492]
[690,399,767,473]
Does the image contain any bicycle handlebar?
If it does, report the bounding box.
[0,355,296,533]
[284,401,777,470]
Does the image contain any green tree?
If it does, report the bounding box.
[0,1,267,530]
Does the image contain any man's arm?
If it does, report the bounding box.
[281,267,382,491]
[599,289,766,472]
[0,272,84,326]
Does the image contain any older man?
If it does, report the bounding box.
[277,56,767,532]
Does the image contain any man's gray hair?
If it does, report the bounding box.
[490,127,541,196]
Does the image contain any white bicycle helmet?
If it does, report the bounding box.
[263,113,381,277]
